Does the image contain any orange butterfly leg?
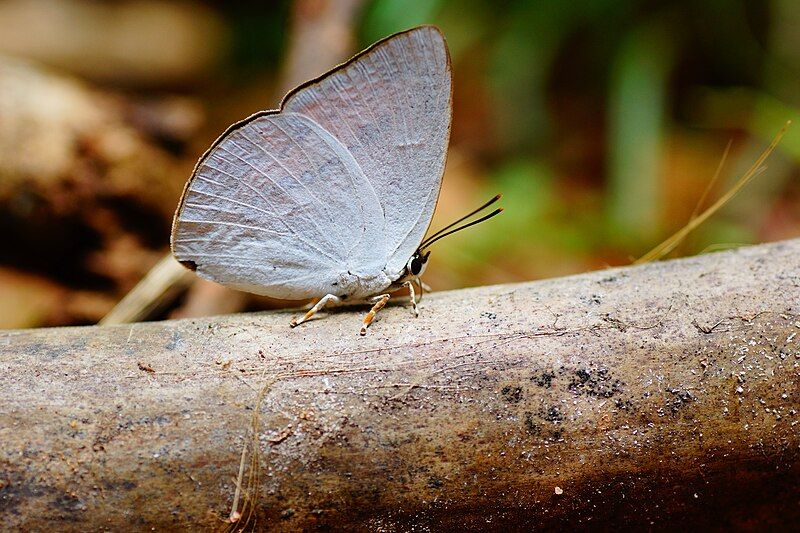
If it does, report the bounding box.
[290,294,340,328]
[360,294,390,336]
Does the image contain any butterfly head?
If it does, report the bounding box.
[406,249,431,278]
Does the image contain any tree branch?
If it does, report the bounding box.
[2,239,799,530]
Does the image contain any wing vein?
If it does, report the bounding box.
[188,189,275,217]
[262,119,354,251]
[235,126,342,239]
[280,113,381,257]
[179,219,278,233]
[379,46,411,155]
[215,141,342,263]
[321,81,365,150]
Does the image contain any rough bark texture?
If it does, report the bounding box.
[1,240,799,531]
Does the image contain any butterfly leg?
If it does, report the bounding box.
[360,294,391,336]
[290,293,341,328]
[403,280,419,317]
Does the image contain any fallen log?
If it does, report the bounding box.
[1,239,799,530]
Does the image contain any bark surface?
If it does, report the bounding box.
[1,240,799,530]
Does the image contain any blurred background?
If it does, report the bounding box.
[1,0,799,329]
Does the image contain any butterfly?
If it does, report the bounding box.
[171,25,501,335]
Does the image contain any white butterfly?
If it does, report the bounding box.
[171,26,500,335]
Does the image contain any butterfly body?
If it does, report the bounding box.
[330,269,393,301]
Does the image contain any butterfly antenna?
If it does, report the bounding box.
[420,194,502,248]
[419,207,503,251]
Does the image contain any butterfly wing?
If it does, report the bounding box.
[282,25,452,277]
[171,112,385,299]
[172,26,450,299]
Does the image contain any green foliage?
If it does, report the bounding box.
[360,0,444,45]
[606,23,675,247]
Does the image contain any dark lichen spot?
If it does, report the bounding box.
[668,388,695,413]
[531,370,556,388]
[51,493,86,515]
[599,272,628,284]
[524,412,541,435]
[102,479,137,491]
[614,398,634,411]
[542,405,564,423]
[569,368,623,398]
[480,311,497,320]
[501,386,523,403]
[582,294,602,305]
[427,476,444,489]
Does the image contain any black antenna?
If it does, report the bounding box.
[419,207,503,251]
[420,194,502,249]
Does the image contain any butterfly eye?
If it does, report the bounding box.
[410,255,424,276]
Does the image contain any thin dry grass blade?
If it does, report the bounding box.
[690,139,733,221]
[635,121,791,265]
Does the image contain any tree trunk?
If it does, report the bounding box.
[1,240,799,531]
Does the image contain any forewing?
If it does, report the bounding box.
[171,113,384,299]
[282,26,452,276]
